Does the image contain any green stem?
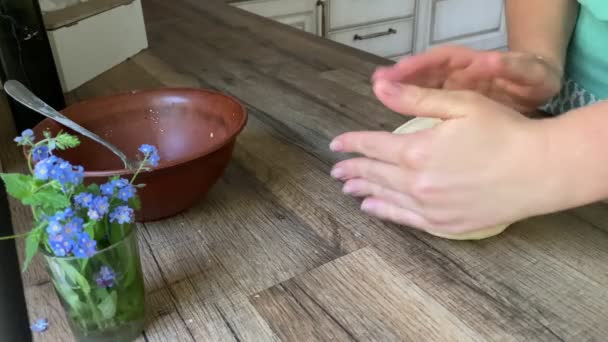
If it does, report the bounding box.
[27,137,53,175]
[129,155,149,184]
[0,231,31,240]
[84,291,104,331]
[81,259,104,330]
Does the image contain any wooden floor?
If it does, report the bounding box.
[1,0,608,341]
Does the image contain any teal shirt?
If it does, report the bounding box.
[566,0,608,99]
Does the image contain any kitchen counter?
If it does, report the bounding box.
[2,0,608,340]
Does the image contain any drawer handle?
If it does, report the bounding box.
[354,28,397,41]
[316,0,327,37]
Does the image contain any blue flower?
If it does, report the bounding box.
[109,206,134,224]
[33,157,56,181]
[51,208,73,223]
[95,266,117,288]
[62,217,83,239]
[14,129,34,145]
[87,208,101,221]
[30,318,49,333]
[87,196,109,221]
[50,239,71,257]
[139,144,160,167]
[52,161,84,187]
[31,146,51,162]
[100,182,114,196]
[33,156,83,187]
[149,153,160,167]
[74,192,94,208]
[112,178,129,189]
[117,185,136,202]
[92,196,110,216]
[46,219,63,236]
[138,144,155,154]
[69,166,85,185]
[73,232,97,258]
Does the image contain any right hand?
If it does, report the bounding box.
[372,45,563,114]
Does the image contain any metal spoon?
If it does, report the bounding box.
[4,80,135,170]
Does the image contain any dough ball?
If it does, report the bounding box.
[393,117,510,240]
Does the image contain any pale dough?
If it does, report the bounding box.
[393,117,510,240]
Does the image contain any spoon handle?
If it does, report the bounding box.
[4,80,132,169]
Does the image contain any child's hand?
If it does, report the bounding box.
[373,45,562,114]
[330,81,556,235]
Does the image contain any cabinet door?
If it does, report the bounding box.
[329,18,414,59]
[274,12,317,34]
[414,0,507,53]
[232,0,318,35]
[327,0,415,30]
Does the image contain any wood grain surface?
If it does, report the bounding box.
[1,0,607,341]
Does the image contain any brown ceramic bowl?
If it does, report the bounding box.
[31,88,247,222]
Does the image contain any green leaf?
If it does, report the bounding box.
[86,183,101,196]
[98,291,118,320]
[109,223,131,245]
[55,281,86,315]
[22,187,70,211]
[84,220,97,239]
[22,230,42,272]
[54,133,80,150]
[128,195,142,211]
[94,287,109,301]
[1,173,34,201]
[57,259,91,294]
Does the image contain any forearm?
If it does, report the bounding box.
[506,0,579,71]
[541,101,608,211]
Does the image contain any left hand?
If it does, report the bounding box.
[330,80,555,234]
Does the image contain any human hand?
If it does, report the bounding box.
[372,45,563,114]
[330,80,555,235]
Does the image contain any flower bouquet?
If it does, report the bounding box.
[1,129,160,342]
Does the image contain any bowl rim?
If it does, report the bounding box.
[30,87,248,177]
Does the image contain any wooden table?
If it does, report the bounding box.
[2,0,608,340]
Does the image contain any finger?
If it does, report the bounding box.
[361,197,431,230]
[372,51,450,83]
[373,80,480,120]
[331,157,412,193]
[330,131,418,165]
[342,178,421,210]
[493,77,559,103]
[372,45,477,84]
[485,52,560,86]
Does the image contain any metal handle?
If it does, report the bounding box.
[3,80,133,169]
[316,0,327,37]
[354,28,397,41]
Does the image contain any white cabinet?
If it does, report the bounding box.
[231,0,508,59]
[326,0,415,30]
[414,0,507,52]
[232,0,319,34]
[328,18,414,58]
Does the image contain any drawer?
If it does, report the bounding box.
[327,0,415,30]
[329,18,414,58]
[232,0,315,19]
[431,0,504,43]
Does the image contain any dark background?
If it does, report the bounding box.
[0,0,65,340]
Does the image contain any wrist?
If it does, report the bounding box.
[536,106,608,213]
[508,48,565,80]
[512,118,570,217]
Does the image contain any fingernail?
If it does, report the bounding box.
[331,168,344,179]
[329,140,343,152]
[343,182,357,194]
[361,200,376,213]
[377,80,401,98]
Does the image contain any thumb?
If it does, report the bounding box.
[373,80,481,120]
